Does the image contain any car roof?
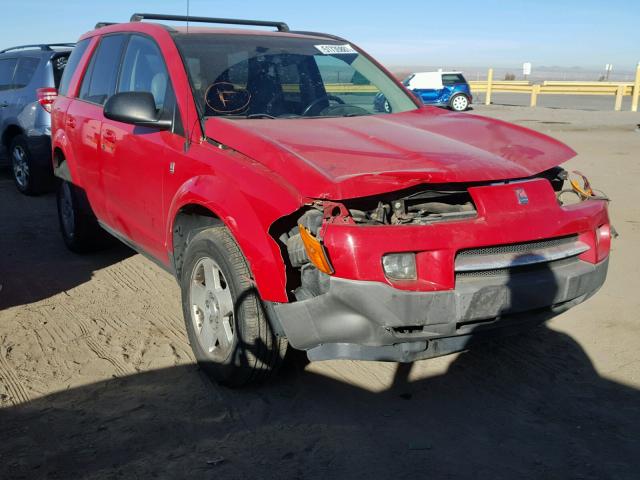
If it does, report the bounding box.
[83,22,337,42]
[414,71,463,76]
[0,45,74,58]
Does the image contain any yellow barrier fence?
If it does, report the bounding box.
[283,67,640,112]
[469,68,640,111]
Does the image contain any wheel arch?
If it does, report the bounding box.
[167,175,302,303]
[2,124,24,150]
[52,129,80,183]
[52,146,73,182]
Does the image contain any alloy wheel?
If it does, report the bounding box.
[12,145,29,188]
[189,257,235,360]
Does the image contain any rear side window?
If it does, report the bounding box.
[0,58,17,91]
[13,57,40,89]
[59,39,90,96]
[51,54,70,89]
[442,74,466,86]
[79,34,126,105]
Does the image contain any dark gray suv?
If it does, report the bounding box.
[0,43,74,194]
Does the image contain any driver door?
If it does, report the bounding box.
[100,34,183,260]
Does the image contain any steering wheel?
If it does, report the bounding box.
[302,94,345,116]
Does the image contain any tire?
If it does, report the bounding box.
[180,226,287,387]
[449,94,469,112]
[56,180,106,253]
[10,135,51,195]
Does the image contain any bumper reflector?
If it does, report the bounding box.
[595,224,611,262]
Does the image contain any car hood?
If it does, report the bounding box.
[204,107,575,200]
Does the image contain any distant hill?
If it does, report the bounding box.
[386,64,637,82]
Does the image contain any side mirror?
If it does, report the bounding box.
[104,92,172,130]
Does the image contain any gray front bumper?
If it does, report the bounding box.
[271,258,608,362]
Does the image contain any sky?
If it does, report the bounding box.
[1,0,638,71]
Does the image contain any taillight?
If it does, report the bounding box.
[36,87,58,113]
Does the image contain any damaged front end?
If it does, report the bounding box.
[279,181,479,301]
[268,166,611,362]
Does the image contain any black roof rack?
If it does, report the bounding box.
[0,43,75,54]
[129,13,290,32]
[95,22,118,29]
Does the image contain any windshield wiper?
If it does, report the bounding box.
[246,113,276,119]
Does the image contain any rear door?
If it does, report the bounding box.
[52,38,92,179]
[409,72,444,104]
[11,56,41,117]
[65,34,126,221]
[0,57,17,159]
[100,34,184,259]
[441,73,467,101]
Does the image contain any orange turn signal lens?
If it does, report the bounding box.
[569,170,594,199]
[298,224,334,275]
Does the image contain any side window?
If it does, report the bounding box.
[13,57,40,89]
[78,53,96,100]
[117,35,169,110]
[0,58,17,91]
[59,38,90,96]
[79,34,126,105]
[442,74,465,86]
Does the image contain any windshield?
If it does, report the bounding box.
[173,33,418,119]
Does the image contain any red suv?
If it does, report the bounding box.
[51,14,611,386]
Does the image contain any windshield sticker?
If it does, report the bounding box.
[314,44,357,55]
[205,82,251,114]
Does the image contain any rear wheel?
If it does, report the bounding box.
[10,135,51,195]
[56,180,106,253]
[180,226,287,387]
[449,94,469,112]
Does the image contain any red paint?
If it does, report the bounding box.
[52,22,609,303]
[322,179,609,291]
[204,109,576,200]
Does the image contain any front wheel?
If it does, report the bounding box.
[180,226,287,387]
[449,94,469,112]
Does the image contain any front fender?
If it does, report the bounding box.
[166,174,303,303]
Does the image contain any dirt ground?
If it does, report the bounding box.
[1,105,639,479]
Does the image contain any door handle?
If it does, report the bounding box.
[66,116,76,129]
[0,102,8,108]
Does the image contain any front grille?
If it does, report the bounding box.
[457,235,577,258]
[456,256,579,278]
[455,235,588,273]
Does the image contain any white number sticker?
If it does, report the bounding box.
[314,44,358,55]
